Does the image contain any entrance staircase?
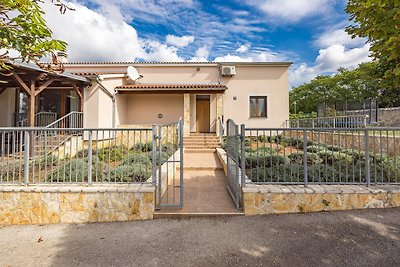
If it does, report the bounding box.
[183,133,220,152]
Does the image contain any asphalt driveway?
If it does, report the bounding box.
[1,208,400,267]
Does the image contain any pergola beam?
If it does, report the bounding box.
[72,83,84,112]
[28,79,35,127]
[0,87,6,96]
[12,72,31,96]
[35,78,55,96]
[71,83,83,99]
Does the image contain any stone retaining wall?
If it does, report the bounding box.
[243,185,400,215]
[0,184,155,225]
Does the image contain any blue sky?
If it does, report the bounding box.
[42,0,371,87]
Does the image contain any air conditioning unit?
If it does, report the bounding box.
[221,66,236,76]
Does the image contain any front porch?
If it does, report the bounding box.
[115,83,225,136]
[0,61,89,128]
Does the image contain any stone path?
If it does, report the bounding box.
[156,134,241,216]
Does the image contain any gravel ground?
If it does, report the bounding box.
[1,208,400,267]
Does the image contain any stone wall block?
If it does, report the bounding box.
[0,186,155,225]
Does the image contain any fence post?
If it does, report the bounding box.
[303,130,308,187]
[226,120,230,187]
[158,126,163,208]
[87,130,93,185]
[152,124,157,186]
[179,119,184,209]
[23,131,30,186]
[365,129,371,186]
[240,124,246,187]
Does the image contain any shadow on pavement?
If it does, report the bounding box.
[44,208,400,266]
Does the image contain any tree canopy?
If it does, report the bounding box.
[289,62,399,114]
[346,0,400,84]
[0,0,71,71]
[291,0,400,115]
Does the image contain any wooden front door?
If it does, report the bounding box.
[196,99,210,133]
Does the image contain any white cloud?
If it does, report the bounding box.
[165,35,194,47]
[214,54,254,62]
[245,0,333,23]
[213,48,285,62]
[236,44,250,53]
[189,46,210,61]
[314,28,366,48]
[142,41,184,62]
[290,44,372,87]
[88,0,194,23]
[289,24,372,87]
[43,2,145,62]
[316,44,372,72]
[42,1,185,62]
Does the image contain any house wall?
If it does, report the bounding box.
[0,89,16,127]
[84,78,123,129]
[66,63,290,129]
[121,94,184,125]
[222,65,289,128]
[83,84,100,128]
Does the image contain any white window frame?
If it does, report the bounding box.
[248,93,270,119]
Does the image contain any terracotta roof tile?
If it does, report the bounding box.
[116,83,227,90]
[71,72,123,76]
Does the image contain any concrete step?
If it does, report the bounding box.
[183,142,220,146]
[184,149,216,153]
[179,166,224,171]
[188,136,218,138]
[184,138,220,142]
[154,212,244,219]
[184,147,220,150]
[184,138,219,141]
[189,133,218,136]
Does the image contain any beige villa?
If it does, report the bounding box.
[0,57,291,134]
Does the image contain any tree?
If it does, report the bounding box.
[346,0,400,84]
[289,62,398,114]
[0,0,72,71]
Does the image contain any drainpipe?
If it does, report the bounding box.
[95,77,117,128]
[217,63,222,84]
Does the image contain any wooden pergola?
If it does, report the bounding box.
[0,61,90,127]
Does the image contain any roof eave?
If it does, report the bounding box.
[10,61,91,84]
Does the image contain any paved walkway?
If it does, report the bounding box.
[157,151,239,215]
[1,208,400,266]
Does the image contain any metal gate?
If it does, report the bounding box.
[153,119,184,209]
[226,119,240,209]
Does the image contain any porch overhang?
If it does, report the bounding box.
[0,60,90,127]
[115,83,227,94]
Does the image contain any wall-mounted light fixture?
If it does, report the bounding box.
[158,113,163,119]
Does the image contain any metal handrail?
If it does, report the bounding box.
[46,111,83,129]
[286,115,369,128]
[15,111,58,127]
[290,114,368,121]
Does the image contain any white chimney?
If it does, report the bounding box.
[57,51,68,63]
